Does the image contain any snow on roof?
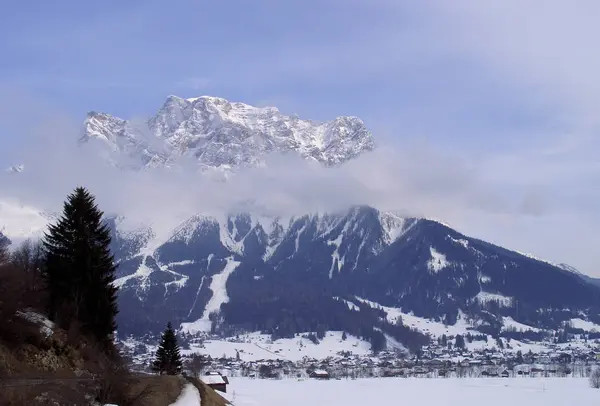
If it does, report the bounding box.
[312,369,329,375]
[201,375,227,385]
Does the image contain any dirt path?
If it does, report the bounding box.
[185,376,230,406]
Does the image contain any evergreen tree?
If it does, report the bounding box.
[316,324,326,340]
[0,233,9,264]
[516,350,524,364]
[152,322,183,375]
[42,187,118,346]
[370,330,387,353]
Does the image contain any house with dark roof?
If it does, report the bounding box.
[201,371,229,393]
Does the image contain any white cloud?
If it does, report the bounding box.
[0,106,582,266]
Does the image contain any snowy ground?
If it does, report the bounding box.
[123,328,599,366]
[181,331,373,362]
[222,377,596,406]
[168,383,201,406]
[180,257,241,334]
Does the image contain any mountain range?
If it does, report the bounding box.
[107,207,600,348]
[2,95,600,352]
[82,95,374,171]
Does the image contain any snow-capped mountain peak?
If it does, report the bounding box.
[81,95,375,171]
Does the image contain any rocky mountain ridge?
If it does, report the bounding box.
[108,206,600,350]
[82,95,375,171]
[2,192,599,351]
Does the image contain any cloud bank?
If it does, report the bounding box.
[0,97,538,216]
[0,96,548,252]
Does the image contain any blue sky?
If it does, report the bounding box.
[1,0,543,145]
[1,0,600,275]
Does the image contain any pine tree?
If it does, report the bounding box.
[0,233,9,264]
[152,322,183,375]
[516,350,524,364]
[42,187,118,346]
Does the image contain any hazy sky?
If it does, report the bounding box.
[1,1,599,276]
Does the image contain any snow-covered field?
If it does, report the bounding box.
[221,377,596,406]
[180,331,373,362]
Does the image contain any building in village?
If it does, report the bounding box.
[309,369,331,380]
[201,371,229,393]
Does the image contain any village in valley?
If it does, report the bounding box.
[119,329,600,393]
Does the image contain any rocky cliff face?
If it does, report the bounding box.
[82,95,375,171]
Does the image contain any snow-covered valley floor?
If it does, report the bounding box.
[222,377,596,405]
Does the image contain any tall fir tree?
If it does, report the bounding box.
[0,232,9,264]
[152,322,183,375]
[42,187,119,346]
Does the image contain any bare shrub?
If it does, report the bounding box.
[0,264,44,346]
[93,355,157,406]
[0,240,48,347]
[590,367,600,389]
[10,239,45,297]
